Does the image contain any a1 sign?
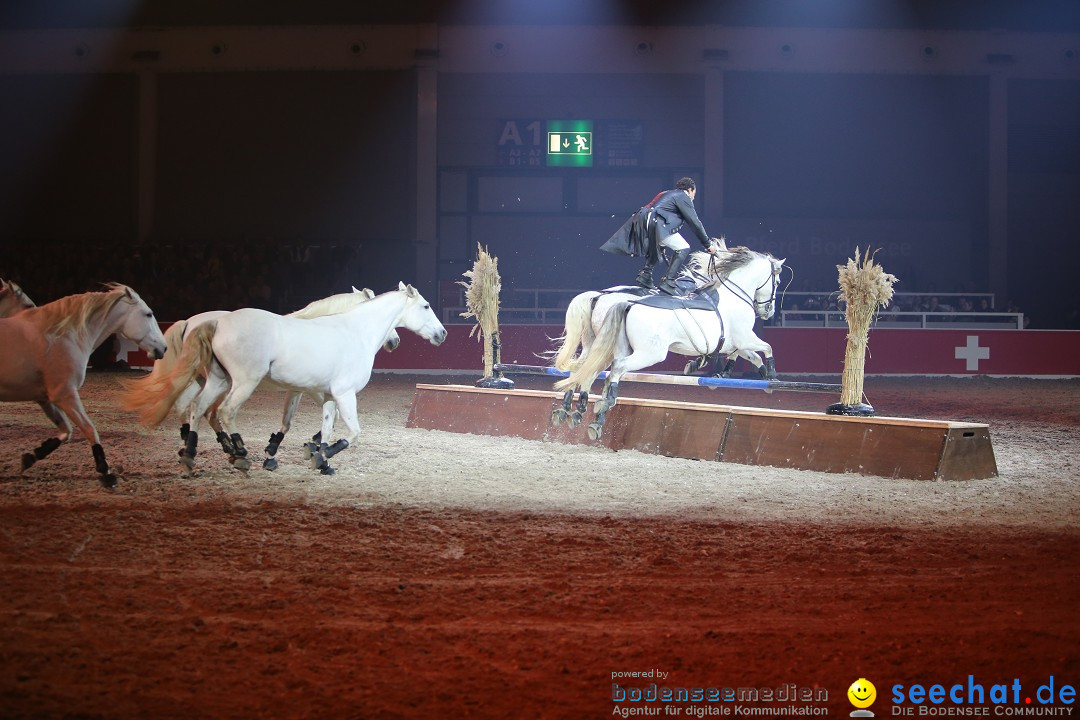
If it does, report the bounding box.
[496,119,594,167]
[496,119,544,167]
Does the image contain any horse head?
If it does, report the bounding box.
[753,255,785,321]
[397,281,447,346]
[113,285,168,360]
[0,278,35,317]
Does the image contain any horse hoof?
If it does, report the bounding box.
[551,408,567,426]
[567,412,583,429]
[99,473,117,489]
[302,442,317,460]
[263,457,278,471]
[179,455,195,472]
[320,465,336,476]
[587,423,603,441]
[21,453,35,471]
[231,457,252,471]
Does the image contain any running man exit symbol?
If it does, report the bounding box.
[548,132,592,154]
[955,335,989,371]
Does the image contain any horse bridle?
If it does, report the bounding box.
[710,255,779,319]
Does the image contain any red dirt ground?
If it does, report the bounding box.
[0,373,1077,719]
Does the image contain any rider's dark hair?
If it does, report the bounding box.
[675,177,696,192]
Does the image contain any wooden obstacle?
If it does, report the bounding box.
[406,383,998,481]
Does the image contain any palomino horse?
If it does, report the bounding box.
[551,248,784,440]
[121,287,400,471]
[156,282,446,474]
[0,284,167,487]
[0,277,34,317]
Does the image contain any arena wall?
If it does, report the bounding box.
[116,325,1080,377]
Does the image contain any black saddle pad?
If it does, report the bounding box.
[630,286,719,312]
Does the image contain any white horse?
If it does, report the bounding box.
[156,282,446,474]
[549,249,783,427]
[121,287,400,470]
[0,284,167,487]
[551,248,784,440]
[0,277,35,317]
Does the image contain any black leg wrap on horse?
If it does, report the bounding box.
[180,423,190,441]
[605,381,619,406]
[229,433,247,457]
[561,389,574,412]
[311,431,322,444]
[35,436,62,460]
[576,391,589,414]
[183,430,199,459]
[216,431,233,454]
[323,438,349,459]
[763,356,777,379]
[719,358,736,378]
[92,443,108,475]
[265,431,285,456]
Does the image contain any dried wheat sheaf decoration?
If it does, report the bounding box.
[458,243,503,378]
[836,246,898,406]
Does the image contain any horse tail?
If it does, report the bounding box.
[550,291,600,371]
[553,300,629,392]
[118,320,189,419]
[134,321,218,428]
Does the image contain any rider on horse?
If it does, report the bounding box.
[601,177,724,294]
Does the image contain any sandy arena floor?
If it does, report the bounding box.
[0,371,1077,719]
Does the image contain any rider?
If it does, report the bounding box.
[603,177,723,294]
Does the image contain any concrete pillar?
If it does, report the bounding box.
[987,73,1008,308]
[414,25,439,302]
[137,69,157,243]
[703,66,725,228]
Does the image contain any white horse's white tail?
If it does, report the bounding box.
[122,321,217,428]
[553,301,629,392]
[118,320,189,421]
[550,291,601,371]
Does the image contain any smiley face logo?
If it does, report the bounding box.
[848,678,877,709]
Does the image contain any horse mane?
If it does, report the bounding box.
[288,288,375,319]
[33,283,135,338]
[687,246,777,289]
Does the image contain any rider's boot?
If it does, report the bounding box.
[636,261,656,290]
[659,249,691,295]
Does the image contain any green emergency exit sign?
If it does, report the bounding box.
[546,120,593,167]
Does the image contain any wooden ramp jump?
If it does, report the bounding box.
[406,384,998,481]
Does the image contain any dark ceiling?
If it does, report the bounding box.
[2,0,1079,32]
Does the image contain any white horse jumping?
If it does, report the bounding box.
[550,249,784,428]
[0,284,167,487]
[121,287,400,470]
[155,282,446,474]
[551,248,784,440]
[0,277,35,317]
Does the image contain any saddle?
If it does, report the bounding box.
[629,285,719,312]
